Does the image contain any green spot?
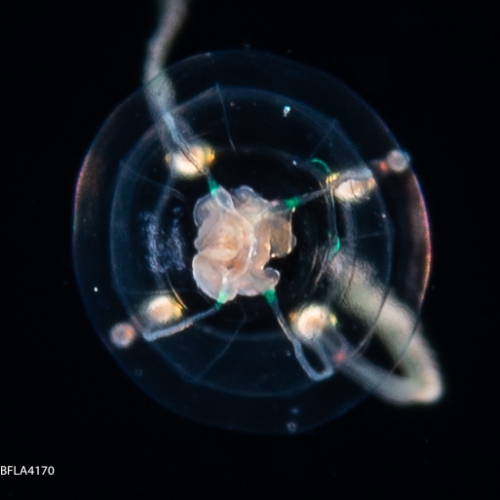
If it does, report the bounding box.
[216,289,229,307]
[311,158,331,174]
[284,196,302,209]
[328,237,341,260]
[208,178,219,194]
[263,289,277,304]
[334,237,341,253]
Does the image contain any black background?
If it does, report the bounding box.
[2,0,497,497]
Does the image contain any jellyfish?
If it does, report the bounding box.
[73,0,442,434]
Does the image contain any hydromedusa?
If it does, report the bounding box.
[73,0,442,434]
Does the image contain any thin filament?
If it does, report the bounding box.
[143,0,190,84]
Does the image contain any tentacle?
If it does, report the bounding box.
[142,304,219,341]
[265,290,334,381]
